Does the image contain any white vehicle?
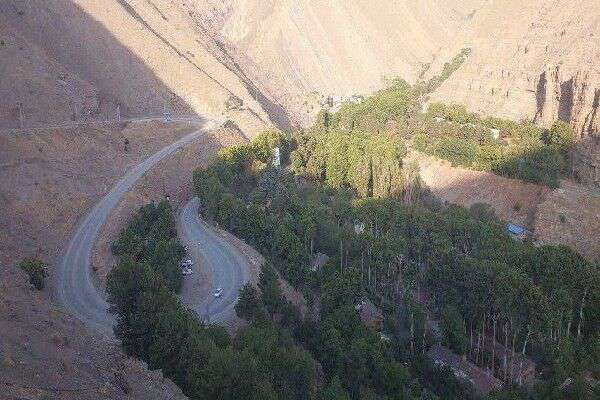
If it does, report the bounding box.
[214,287,224,298]
[182,267,193,276]
[181,259,193,267]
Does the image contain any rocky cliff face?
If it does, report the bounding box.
[535,66,600,139]
[190,0,484,96]
[534,65,600,185]
[192,0,600,185]
[425,0,600,186]
[3,0,598,182]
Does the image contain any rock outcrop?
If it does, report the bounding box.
[535,66,600,140]
[532,65,600,185]
[534,64,563,128]
[425,0,600,186]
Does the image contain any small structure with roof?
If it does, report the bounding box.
[309,252,329,272]
[355,299,383,330]
[507,222,528,240]
[428,345,503,396]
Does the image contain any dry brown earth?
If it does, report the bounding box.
[409,151,600,262]
[1,266,187,400]
[192,0,484,96]
[0,0,284,135]
[0,121,245,399]
[0,121,198,267]
[533,180,600,262]
[408,151,550,228]
[1,1,599,397]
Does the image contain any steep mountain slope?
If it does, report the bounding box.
[0,0,296,135]
[192,0,484,96]
[427,0,600,131]
[1,264,188,400]
[186,0,599,185]
[424,0,600,185]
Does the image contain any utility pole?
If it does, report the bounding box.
[18,102,24,129]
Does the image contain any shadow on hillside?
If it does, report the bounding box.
[0,0,184,123]
[0,1,256,301]
[573,135,600,188]
[410,151,550,230]
[410,136,600,263]
[0,0,293,131]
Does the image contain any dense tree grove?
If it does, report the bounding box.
[108,64,597,399]
[107,200,320,400]
[331,78,421,134]
[194,133,481,399]
[324,74,575,188]
[412,104,575,188]
[192,128,599,399]
[292,130,406,198]
[111,201,185,291]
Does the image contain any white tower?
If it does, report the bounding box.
[273,147,281,167]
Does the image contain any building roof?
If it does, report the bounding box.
[507,223,526,235]
[428,345,503,396]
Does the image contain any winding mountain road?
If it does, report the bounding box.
[56,121,250,335]
[178,198,250,324]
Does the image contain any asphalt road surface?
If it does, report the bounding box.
[178,198,250,324]
[56,120,248,335]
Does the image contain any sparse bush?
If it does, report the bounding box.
[544,120,575,152]
[559,214,567,223]
[513,202,522,212]
[18,258,48,290]
[225,95,243,110]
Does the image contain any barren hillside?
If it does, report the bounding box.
[427,0,600,131]
[0,0,298,136]
[192,0,484,96]
[2,1,600,397]
[424,0,600,185]
[0,120,249,398]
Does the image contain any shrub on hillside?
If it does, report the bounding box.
[18,258,48,290]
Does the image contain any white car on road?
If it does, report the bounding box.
[214,287,223,298]
[182,266,193,276]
